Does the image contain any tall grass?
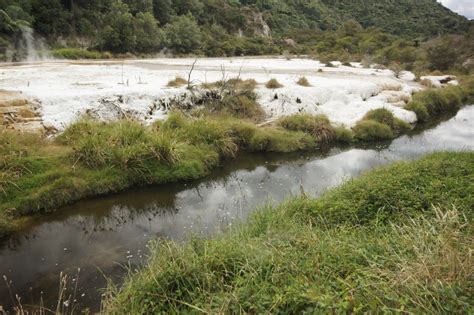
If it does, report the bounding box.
[353,108,411,140]
[102,152,474,314]
[59,120,182,173]
[278,114,336,143]
[406,81,470,121]
[0,114,321,223]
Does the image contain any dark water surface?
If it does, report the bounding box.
[1,106,473,312]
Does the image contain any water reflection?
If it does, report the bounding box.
[0,106,473,311]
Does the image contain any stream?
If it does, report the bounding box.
[0,106,473,312]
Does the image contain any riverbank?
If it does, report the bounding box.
[102,151,474,313]
[0,79,473,238]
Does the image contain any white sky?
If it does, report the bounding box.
[439,0,474,19]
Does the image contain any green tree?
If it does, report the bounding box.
[123,0,153,14]
[135,11,163,53]
[99,1,136,53]
[152,0,174,25]
[31,0,69,36]
[164,14,201,54]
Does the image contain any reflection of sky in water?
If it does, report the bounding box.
[0,106,473,311]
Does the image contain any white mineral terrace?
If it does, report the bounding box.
[0,57,441,131]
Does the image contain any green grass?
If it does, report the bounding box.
[334,126,354,143]
[353,119,394,140]
[102,152,474,314]
[353,108,411,141]
[405,100,430,121]
[201,94,265,122]
[0,115,319,232]
[278,114,336,143]
[405,81,471,121]
[51,48,106,60]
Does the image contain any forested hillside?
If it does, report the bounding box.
[0,0,472,59]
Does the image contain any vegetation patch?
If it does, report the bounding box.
[265,79,283,89]
[103,152,474,314]
[363,108,411,134]
[334,127,354,143]
[353,120,394,140]
[167,77,188,87]
[0,79,471,234]
[296,77,311,87]
[278,114,336,143]
[248,127,315,152]
[406,84,469,121]
[0,114,319,225]
[51,48,105,60]
[352,108,411,141]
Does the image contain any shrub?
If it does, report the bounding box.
[164,14,202,54]
[353,120,394,140]
[405,101,429,122]
[296,77,311,87]
[167,77,187,87]
[265,79,283,89]
[278,114,336,143]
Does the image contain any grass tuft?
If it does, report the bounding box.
[405,100,430,121]
[334,127,354,143]
[353,120,394,140]
[278,114,336,143]
[296,77,311,87]
[265,78,283,89]
[167,77,188,87]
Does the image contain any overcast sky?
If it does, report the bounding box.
[439,0,474,19]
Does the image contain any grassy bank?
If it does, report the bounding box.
[102,152,474,314]
[0,78,472,237]
[0,114,316,237]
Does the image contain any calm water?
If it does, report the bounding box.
[1,106,473,312]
